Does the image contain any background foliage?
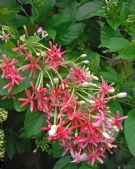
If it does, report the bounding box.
[0,0,135,169]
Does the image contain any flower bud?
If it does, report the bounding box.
[108,87,115,93]
[80,54,87,58]
[53,78,59,84]
[92,75,99,80]
[81,82,90,87]
[102,132,110,139]
[89,100,95,104]
[117,92,127,98]
[78,101,86,105]
[82,60,89,64]
[49,125,57,136]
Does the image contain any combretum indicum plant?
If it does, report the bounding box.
[0,26,127,165]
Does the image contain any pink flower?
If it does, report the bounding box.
[70,149,87,163]
[22,55,42,78]
[37,27,48,38]
[0,55,24,91]
[12,41,27,52]
[44,41,66,71]
[112,112,128,130]
[19,88,36,112]
[0,32,10,41]
[69,66,92,84]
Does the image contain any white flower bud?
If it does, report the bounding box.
[82,60,89,64]
[53,78,59,84]
[78,101,86,105]
[20,35,25,41]
[89,100,95,104]
[80,54,87,58]
[108,87,115,93]
[117,92,127,98]
[48,125,57,136]
[81,82,90,87]
[102,132,110,139]
[92,75,99,80]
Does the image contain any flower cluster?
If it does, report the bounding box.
[0,27,127,165]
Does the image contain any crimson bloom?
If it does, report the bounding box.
[0,55,24,91]
[44,41,66,71]
[22,55,42,78]
[12,41,27,52]
[19,88,36,112]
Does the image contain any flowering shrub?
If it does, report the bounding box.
[0,28,127,165]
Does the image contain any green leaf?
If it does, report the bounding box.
[126,158,135,169]
[119,44,135,59]
[24,111,45,138]
[14,92,27,112]
[64,163,78,169]
[124,109,135,156]
[108,37,130,52]
[53,156,72,169]
[98,67,119,83]
[107,19,121,31]
[16,141,26,154]
[49,142,64,158]
[57,23,85,45]
[48,1,77,27]
[100,26,121,48]
[79,161,99,169]
[4,40,16,54]
[107,101,123,116]
[46,27,56,41]
[76,1,104,21]
[5,135,16,159]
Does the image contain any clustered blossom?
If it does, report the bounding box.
[0,29,127,165]
[0,55,24,91]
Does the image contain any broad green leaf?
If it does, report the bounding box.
[79,162,99,169]
[14,92,27,112]
[64,163,78,169]
[119,44,135,59]
[48,2,77,27]
[126,158,135,169]
[4,40,16,54]
[16,141,26,154]
[76,1,104,21]
[49,142,64,158]
[5,135,16,159]
[100,26,121,48]
[24,111,45,138]
[0,98,14,110]
[108,37,130,52]
[98,67,119,83]
[107,101,123,116]
[57,23,85,45]
[46,27,56,41]
[107,19,121,31]
[124,109,135,156]
[53,156,72,169]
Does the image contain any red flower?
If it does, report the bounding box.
[12,41,27,52]
[44,41,66,70]
[19,88,36,112]
[112,112,128,130]
[98,79,114,96]
[0,55,24,91]
[22,55,42,78]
